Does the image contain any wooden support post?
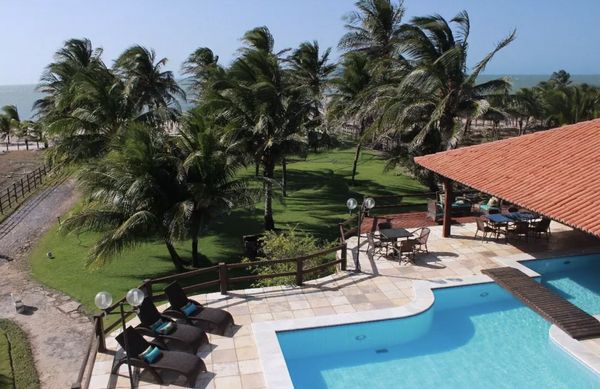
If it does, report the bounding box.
[341,243,347,271]
[442,177,453,238]
[295,257,303,286]
[6,188,11,208]
[218,262,228,295]
[143,279,153,300]
[96,317,106,353]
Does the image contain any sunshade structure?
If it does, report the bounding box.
[414,119,600,237]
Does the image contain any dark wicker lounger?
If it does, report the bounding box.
[163,281,234,336]
[135,297,208,353]
[114,326,206,387]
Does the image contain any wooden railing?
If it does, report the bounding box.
[71,243,347,389]
[0,165,48,215]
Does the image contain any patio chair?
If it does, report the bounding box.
[475,217,496,241]
[114,326,206,387]
[529,217,551,239]
[393,239,416,263]
[507,221,529,241]
[366,232,384,258]
[136,297,208,353]
[408,227,430,253]
[164,282,234,335]
[376,222,394,254]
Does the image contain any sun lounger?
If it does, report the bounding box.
[114,326,206,386]
[163,282,234,336]
[135,297,208,353]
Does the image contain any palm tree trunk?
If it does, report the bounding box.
[351,142,361,185]
[263,156,275,230]
[190,212,211,267]
[165,241,185,272]
[255,159,260,176]
[5,134,9,151]
[282,158,287,197]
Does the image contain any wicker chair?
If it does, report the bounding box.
[409,227,430,253]
[475,217,495,241]
[529,217,551,239]
[366,232,384,258]
[394,239,416,263]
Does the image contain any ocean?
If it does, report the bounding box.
[2,75,600,120]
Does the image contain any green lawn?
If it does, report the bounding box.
[31,148,427,312]
[0,320,40,389]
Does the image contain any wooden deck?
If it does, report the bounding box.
[483,267,600,340]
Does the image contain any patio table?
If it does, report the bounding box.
[379,228,413,240]
[380,228,414,261]
[486,214,512,224]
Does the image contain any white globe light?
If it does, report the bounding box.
[364,197,376,210]
[94,291,113,310]
[346,198,358,210]
[126,288,145,307]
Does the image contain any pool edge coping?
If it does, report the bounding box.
[252,274,492,389]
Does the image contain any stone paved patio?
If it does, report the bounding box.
[89,221,600,389]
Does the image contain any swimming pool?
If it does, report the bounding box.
[524,254,600,315]
[277,282,600,388]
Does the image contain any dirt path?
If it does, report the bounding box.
[0,179,92,388]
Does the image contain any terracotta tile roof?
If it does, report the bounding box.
[414,119,600,237]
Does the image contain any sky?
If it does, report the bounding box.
[1,0,600,85]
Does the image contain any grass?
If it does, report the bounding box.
[31,147,427,312]
[0,320,40,389]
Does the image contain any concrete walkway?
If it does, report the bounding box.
[0,179,91,388]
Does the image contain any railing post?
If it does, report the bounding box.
[26,174,31,192]
[296,257,303,286]
[341,243,347,271]
[20,178,24,196]
[12,183,17,200]
[143,279,153,300]
[6,188,11,208]
[219,262,228,295]
[95,316,107,353]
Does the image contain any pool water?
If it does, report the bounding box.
[525,254,600,315]
[277,283,600,388]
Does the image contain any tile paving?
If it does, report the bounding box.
[89,221,600,388]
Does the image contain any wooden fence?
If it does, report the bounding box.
[0,165,48,215]
[71,242,347,389]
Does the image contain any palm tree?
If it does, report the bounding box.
[376,11,515,153]
[204,26,303,230]
[0,115,11,151]
[1,105,21,149]
[328,52,372,184]
[34,38,106,119]
[182,47,224,102]
[288,41,336,153]
[333,0,407,185]
[339,0,406,62]
[114,45,186,122]
[61,123,189,271]
[176,111,255,267]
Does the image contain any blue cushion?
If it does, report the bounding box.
[156,321,175,335]
[150,319,164,332]
[181,301,197,316]
[140,346,162,363]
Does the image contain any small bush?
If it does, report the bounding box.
[0,320,40,389]
[243,226,336,287]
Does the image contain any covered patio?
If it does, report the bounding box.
[414,119,600,239]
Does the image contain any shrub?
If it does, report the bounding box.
[243,226,336,287]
